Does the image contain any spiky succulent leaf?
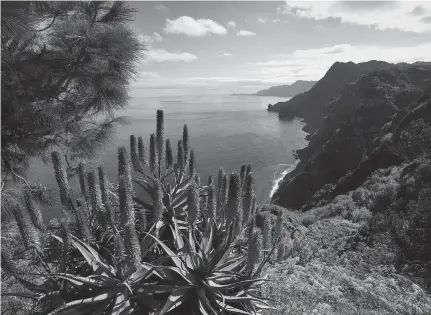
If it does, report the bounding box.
[183,124,189,158]
[123,222,142,271]
[207,175,213,186]
[262,215,271,249]
[187,181,199,225]
[150,133,158,174]
[156,110,165,165]
[247,229,262,274]
[193,173,200,186]
[118,146,135,227]
[206,184,216,218]
[246,163,252,175]
[87,170,104,225]
[226,173,242,229]
[74,199,92,241]
[98,166,115,228]
[177,140,184,171]
[240,164,247,187]
[216,168,225,214]
[242,172,254,226]
[51,151,71,207]
[275,212,282,241]
[11,202,41,251]
[138,136,146,164]
[153,179,164,222]
[189,149,196,176]
[166,138,173,169]
[23,190,45,231]
[130,134,137,165]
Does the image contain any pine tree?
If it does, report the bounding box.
[1,2,143,179]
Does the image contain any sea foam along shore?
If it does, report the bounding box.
[269,160,300,199]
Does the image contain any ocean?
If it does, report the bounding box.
[27,94,308,219]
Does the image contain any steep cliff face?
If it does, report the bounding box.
[272,65,431,210]
[267,61,395,133]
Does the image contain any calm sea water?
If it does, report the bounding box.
[28,94,308,220]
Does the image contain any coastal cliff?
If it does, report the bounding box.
[263,63,431,310]
[271,63,431,210]
[256,80,316,97]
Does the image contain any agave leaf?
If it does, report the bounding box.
[136,284,192,294]
[156,288,189,315]
[46,289,118,315]
[201,220,214,256]
[132,290,160,311]
[214,299,254,315]
[173,199,188,211]
[128,264,156,283]
[211,224,235,269]
[52,302,112,315]
[161,265,196,285]
[47,273,115,288]
[111,292,132,315]
[71,236,115,276]
[171,191,188,209]
[217,255,246,272]
[50,234,64,244]
[197,299,211,315]
[144,233,186,271]
[168,217,184,250]
[204,278,269,291]
[196,287,219,315]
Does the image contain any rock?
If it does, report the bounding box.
[272,65,431,209]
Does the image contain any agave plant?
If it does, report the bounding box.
[146,216,274,315]
[2,110,279,315]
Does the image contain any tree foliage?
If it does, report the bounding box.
[1,1,143,181]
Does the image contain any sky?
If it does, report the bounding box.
[128,1,431,96]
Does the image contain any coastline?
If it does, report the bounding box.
[269,159,300,199]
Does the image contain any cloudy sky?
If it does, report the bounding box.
[129,1,431,96]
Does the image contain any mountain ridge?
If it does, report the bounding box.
[231,80,316,97]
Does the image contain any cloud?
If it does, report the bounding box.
[277,1,431,33]
[257,17,267,24]
[236,30,256,36]
[138,32,163,45]
[409,5,427,16]
[219,52,232,57]
[227,21,236,28]
[421,16,431,24]
[146,49,198,63]
[251,43,431,83]
[164,16,227,37]
[273,18,281,23]
[155,4,168,11]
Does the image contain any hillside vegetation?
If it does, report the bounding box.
[266,61,431,314]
